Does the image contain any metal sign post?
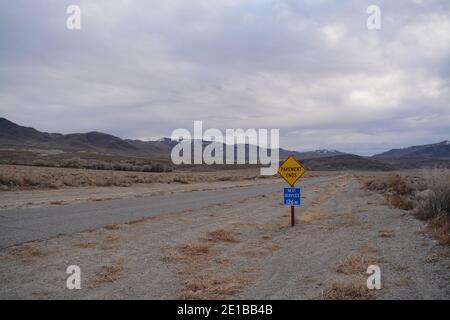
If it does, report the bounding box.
[291,204,295,227]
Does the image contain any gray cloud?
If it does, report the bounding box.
[0,0,449,155]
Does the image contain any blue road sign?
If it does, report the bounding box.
[284,187,301,206]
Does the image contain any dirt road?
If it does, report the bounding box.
[0,173,448,299]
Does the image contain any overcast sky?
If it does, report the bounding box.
[1,0,449,155]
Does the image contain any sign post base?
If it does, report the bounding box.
[291,205,295,227]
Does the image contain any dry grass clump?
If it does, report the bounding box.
[124,217,148,225]
[49,200,65,205]
[162,228,252,299]
[162,230,242,264]
[160,241,212,263]
[75,242,98,249]
[160,250,186,263]
[386,193,415,210]
[327,248,380,300]
[91,264,124,287]
[414,169,450,245]
[425,250,450,263]
[179,242,212,256]
[103,224,121,230]
[364,174,414,195]
[415,169,450,219]
[178,275,247,300]
[378,229,396,238]
[99,235,122,250]
[364,174,415,210]
[206,229,240,243]
[336,251,380,275]
[427,216,450,246]
[173,177,190,184]
[9,245,46,259]
[322,278,372,300]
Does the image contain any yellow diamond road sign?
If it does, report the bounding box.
[278,155,306,186]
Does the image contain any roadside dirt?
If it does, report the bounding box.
[0,173,448,299]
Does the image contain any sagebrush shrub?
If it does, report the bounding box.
[416,169,450,219]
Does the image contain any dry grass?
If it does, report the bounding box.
[161,241,213,262]
[49,200,65,205]
[322,278,373,300]
[160,250,186,263]
[91,264,124,287]
[178,274,247,300]
[0,164,267,190]
[179,242,211,256]
[364,173,416,210]
[206,229,240,243]
[98,235,122,250]
[161,225,259,299]
[365,170,450,219]
[364,170,450,246]
[124,218,147,225]
[215,257,231,265]
[9,245,46,258]
[379,229,396,238]
[74,242,98,249]
[416,169,450,219]
[364,174,414,195]
[386,193,415,210]
[103,224,121,230]
[264,243,280,251]
[414,169,450,245]
[425,250,450,263]
[336,251,381,275]
[75,235,121,250]
[428,216,450,246]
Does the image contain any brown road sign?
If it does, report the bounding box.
[278,155,306,187]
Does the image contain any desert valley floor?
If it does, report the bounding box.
[0,170,449,299]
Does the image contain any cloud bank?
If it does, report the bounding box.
[0,0,449,155]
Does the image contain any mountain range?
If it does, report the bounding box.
[373,140,450,159]
[1,117,449,170]
[0,117,345,159]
